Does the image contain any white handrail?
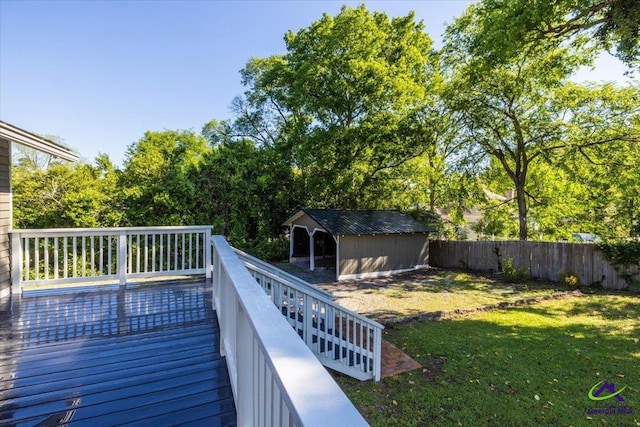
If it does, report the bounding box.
[232,247,335,300]
[242,260,384,382]
[212,235,369,427]
[10,226,212,293]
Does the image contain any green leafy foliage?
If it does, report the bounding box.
[235,5,443,209]
[596,241,640,266]
[501,257,529,283]
[456,0,640,71]
[559,271,580,287]
[12,154,123,229]
[10,2,640,260]
[120,130,208,226]
[443,3,640,240]
[192,136,300,259]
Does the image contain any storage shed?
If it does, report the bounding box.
[0,121,78,299]
[283,209,436,281]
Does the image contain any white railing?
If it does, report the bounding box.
[212,236,369,427]
[10,226,212,293]
[233,247,335,300]
[238,252,383,382]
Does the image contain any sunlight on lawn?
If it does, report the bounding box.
[336,293,640,427]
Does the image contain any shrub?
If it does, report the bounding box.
[252,236,290,262]
[559,271,580,287]
[501,257,529,283]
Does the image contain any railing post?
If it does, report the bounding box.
[205,228,212,280]
[373,326,382,381]
[309,230,315,271]
[236,304,254,427]
[118,232,127,287]
[11,233,22,295]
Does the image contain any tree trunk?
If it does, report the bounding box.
[515,183,528,241]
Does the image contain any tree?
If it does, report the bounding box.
[120,130,209,226]
[458,0,640,70]
[234,5,441,208]
[194,128,301,259]
[444,2,640,241]
[12,154,123,228]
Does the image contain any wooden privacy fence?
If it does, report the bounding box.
[429,240,639,290]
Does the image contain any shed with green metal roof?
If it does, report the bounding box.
[283,209,436,281]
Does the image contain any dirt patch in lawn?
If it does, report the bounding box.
[315,268,567,323]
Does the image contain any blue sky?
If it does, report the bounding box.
[0,0,633,167]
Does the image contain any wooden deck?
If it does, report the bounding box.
[0,281,236,426]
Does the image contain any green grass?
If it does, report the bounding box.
[336,293,640,427]
[319,269,561,322]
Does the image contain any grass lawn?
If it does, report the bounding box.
[335,293,640,426]
[318,269,561,322]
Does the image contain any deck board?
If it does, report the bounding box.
[0,281,236,426]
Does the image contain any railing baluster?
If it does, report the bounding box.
[127,234,133,275]
[34,237,40,280]
[181,233,185,271]
[152,234,156,272]
[72,236,77,277]
[81,235,86,277]
[174,233,178,272]
[136,234,140,274]
[63,236,68,278]
[99,235,104,276]
[188,233,193,270]
[107,235,112,276]
[195,232,200,269]
[166,233,171,271]
[24,237,30,281]
[159,234,164,272]
[144,234,149,273]
[44,237,49,280]
[54,237,59,279]
[90,235,95,276]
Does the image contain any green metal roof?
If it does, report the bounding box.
[287,209,436,236]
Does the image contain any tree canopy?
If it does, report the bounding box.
[11,2,640,254]
[443,2,640,240]
[235,5,442,208]
[455,0,640,70]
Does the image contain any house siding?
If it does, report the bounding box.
[338,234,429,278]
[0,137,11,297]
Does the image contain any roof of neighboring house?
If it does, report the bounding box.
[0,121,79,162]
[284,209,437,236]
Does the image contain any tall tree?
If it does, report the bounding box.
[234,5,441,208]
[459,0,640,70]
[444,4,639,240]
[194,124,301,259]
[120,130,209,226]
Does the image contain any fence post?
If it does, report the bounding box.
[205,228,212,280]
[11,233,22,295]
[118,232,127,287]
